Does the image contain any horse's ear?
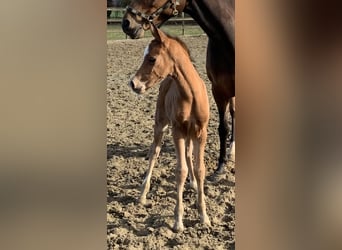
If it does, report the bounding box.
[150,23,167,42]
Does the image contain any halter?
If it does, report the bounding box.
[126,0,181,23]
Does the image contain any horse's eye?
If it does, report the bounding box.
[148,57,156,63]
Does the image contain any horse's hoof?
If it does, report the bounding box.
[173,222,184,233]
[215,163,226,175]
[207,162,226,181]
[207,173,218,182]
[228,154,235,163]
[207,173,217,182]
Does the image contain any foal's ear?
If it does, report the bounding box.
[150,23,167,42]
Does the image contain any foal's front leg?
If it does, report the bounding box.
[139,121,167,205]
[173,131,188,232]
[145,124,168,161]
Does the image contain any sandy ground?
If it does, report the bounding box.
[107,35,235,249]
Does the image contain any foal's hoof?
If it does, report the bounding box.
[138,196,147,205]
[173,223,184,233]
[201,215,211,227]
[188,181,198,191]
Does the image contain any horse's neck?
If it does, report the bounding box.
[184,0,234,45]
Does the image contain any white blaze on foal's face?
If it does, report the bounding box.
[129,45,151,94]
[143,45,149,58]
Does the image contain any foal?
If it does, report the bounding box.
[129,24,210,232]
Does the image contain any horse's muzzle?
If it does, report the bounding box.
[122,19,130,30]
[122,19,144,39]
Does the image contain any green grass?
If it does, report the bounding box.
[107,24,205,40]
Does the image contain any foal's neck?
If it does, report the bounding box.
[168,44,203,98]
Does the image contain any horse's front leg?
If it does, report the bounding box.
[172,130,188,232]
[228,97,235,163]
[214,96,229,174]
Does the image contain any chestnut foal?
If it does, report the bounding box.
[129,24,210,232]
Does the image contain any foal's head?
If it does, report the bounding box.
[129,24,187,94]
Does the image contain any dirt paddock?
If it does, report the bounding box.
[107,35,235,249]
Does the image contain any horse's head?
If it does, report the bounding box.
[130,25,173,94]
[122,0,186,39]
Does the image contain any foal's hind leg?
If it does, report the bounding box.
[186,139,197,190]
[173,131,188,232]
[193,132,210,226]
[139,120,167,205]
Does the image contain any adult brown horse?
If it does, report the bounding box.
[122,0,235,175]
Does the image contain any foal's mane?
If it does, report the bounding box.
[165,33,191,58]
[152,31,195,62]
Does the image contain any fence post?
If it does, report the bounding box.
[182,12,185,35]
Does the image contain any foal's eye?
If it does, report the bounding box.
[148,57,156,63]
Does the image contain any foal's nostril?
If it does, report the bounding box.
[129,80,135,89]
[122,19,130,30]
[130,80,142,93]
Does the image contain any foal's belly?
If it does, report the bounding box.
[165,99,191,124]
[164,94,206,137]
